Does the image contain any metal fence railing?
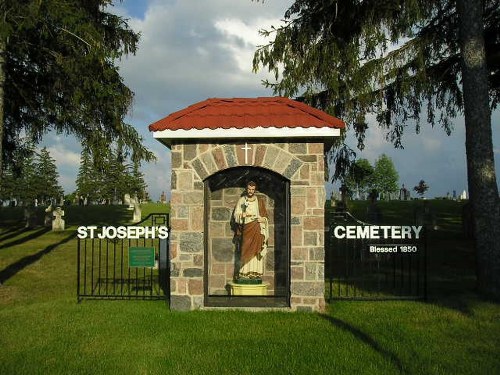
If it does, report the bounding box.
[77,213,169,302]
[325,211,427,301]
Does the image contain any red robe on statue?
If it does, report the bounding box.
[235,196,268,268]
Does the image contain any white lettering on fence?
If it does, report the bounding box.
[333,225,423,240]
[77,226,169,239]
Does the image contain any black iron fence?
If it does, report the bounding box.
[325,211,427,301]
[77,213,169,301]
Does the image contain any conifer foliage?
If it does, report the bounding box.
[76,147,147,204]
[0,147,63,205]
[0,0,155,176]
[254,0,499,147]
[254,0,499,298]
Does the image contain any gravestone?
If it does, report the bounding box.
[337,183,349,211]
[399,184,409,200]
[160,191,167,204]
[24,207,38,228]
[44,204,53,227]
[133,203,142,222]
[459,190,467,200]
[52,207,65,231]
[124,193,132,208]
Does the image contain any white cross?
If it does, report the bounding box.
[241,143,251,164]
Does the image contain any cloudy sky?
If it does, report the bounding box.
[44,0,499,200]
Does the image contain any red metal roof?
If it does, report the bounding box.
[148,97,345,131]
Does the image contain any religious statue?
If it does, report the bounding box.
[233,181,269,281]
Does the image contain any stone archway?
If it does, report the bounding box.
[203,166,290,307]
[168,141,328,312]
[189,143,304,181]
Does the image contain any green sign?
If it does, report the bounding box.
[129,247,155,268]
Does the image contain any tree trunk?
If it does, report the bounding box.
[0,36,5,177]
[457,0,500,299]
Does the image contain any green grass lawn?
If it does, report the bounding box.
[1,201,499,374]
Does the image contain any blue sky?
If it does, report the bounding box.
[43,0,499,201]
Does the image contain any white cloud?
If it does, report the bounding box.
[112,0,292,200]
[42,0,499,200]
[116,1,290,119]
[46,144,81,168]
[214,16,281,74]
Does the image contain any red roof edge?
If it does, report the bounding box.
[148,97,346,132]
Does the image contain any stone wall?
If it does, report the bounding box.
[169,141,326,311]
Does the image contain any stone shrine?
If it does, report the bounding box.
[149,97,344,311]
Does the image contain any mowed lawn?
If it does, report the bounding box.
[1,202,499,374]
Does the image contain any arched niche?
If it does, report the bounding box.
[204,166,290,307]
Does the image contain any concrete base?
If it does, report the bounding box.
[229,282,269,296]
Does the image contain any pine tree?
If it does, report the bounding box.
[76,145,148,205]
[76,148,96,204]
[15,151,37,205]
[129,162,147,201]
[0,0,155,177]
[0,147,35,205]
[254,0,500,299]
[0,167,16,204]
[344,158,374,198]
[34,147,63,204]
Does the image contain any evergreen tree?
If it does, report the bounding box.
[0,167,15,204]
[457,0,499,298]
[34,147,63,204]
[76,145,148,204]
[75,148,96,204]
[0,0,155,177]
[254,0,500,299]
[344,158,374,198]
[0,148,37,205]
[371,154,399,200]
[1,147,63,205]
[254,1,499,144]
[129,162,147,201]
[101,149,129,204]
[17,154,37,205]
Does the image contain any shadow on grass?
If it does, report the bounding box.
[64,205,133,226]
[0,227,51,250]
[0,226,28,242]
[426,291,476,316]
[1,205,133,228]
[320,314,405,373]
[0,231,76,284]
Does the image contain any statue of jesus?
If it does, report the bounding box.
[233,181,269,280]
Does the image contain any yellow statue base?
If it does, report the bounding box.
[229,282,268,296]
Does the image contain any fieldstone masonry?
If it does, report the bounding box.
[169,141,327,312]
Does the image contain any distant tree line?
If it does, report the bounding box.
[340,154,433,201]
[0,146,63,206]
[0,146,148,207]
[342,154,400,200]
[75,146,147,205]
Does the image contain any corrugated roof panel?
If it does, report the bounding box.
[148,97,345,131]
